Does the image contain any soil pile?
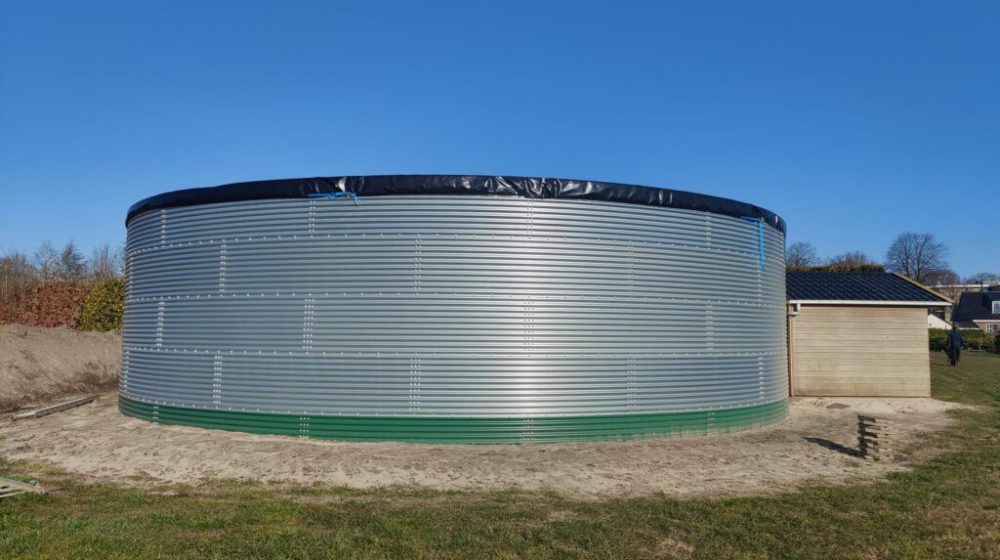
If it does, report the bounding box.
[0,325,120,411]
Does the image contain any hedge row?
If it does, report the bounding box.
[929,328,1000,353]
[77,278,126,331]
[0,278,124,331]
[0,281,93,328]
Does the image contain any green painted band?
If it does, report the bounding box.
[119,396,787,444]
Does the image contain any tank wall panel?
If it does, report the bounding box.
[122,196,787,439]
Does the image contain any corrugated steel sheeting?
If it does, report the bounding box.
[121,195,787,442]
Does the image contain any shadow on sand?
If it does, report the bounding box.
[804,437,863,458]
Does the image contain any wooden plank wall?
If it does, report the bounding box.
[789,306,930,397]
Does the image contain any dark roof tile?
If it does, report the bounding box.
[786,272,947,302]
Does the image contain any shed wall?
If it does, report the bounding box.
[789,305,930,397]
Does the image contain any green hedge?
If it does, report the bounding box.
[929,328,998,352]
[788,264,886,273]
[76,278,125,331]
[929,329,948,351]
[964,329,997,351]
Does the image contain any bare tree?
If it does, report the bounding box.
[816,251,884,272]
[885,232,949,284]
[32,240,59,280]
[923,268,959,286]
[0,250,38,305]
[786,242,819,268]
[827,251,877,266]
[965,272,999,286]
[924,269,964,301]
[57,241,88,281]
[89,244,123,280]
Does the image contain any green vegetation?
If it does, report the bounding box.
[787,263,885,273]
[1,242,123,329]
[930,327,998,352]
[2,353,999,559]
[929,328,948,351]
[75,278,125,332]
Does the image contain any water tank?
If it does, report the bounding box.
[120,175,788,443]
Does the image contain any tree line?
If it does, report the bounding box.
[0,241,124,304]
[786,232,996,286]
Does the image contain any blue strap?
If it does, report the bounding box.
[308,191,359,205]
[740,216,765,267]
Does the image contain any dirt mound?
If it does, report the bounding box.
[0,325,121,411]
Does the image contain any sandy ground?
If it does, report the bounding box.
[0,325,120,411]
[0,393,963,499]
[0,325,966,499]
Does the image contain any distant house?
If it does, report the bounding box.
[786,271,950,397]
[951,289,1000,334]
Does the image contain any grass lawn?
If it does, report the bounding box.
[2,352,998,559]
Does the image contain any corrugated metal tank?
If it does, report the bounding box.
[120,177,788,443]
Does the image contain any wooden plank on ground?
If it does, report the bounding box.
[0,477,44,499]
[13,395,99,420]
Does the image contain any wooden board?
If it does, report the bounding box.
[0,477,43,499]
[789,306,930,397]
[13,395,99,420]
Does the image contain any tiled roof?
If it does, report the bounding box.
[786,272,948,302]
[951,291,1000,323]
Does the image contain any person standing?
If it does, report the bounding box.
[946,325,964,366]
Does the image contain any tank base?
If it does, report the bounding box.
[119,396,787,444]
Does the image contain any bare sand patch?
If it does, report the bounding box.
[0,393,963,499]
[0,325,120,412]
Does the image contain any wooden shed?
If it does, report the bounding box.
[786,272,950,397]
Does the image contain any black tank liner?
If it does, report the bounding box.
[127,175,785,233]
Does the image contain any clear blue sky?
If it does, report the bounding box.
[1,1,997,277]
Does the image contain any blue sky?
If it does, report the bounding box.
[1,1,997,277]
